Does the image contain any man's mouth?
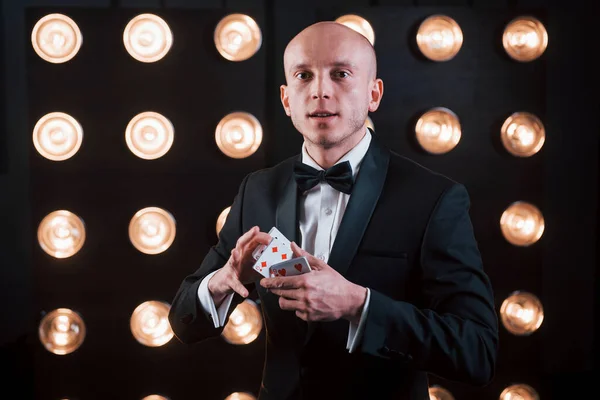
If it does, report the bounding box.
[308,112,338,119]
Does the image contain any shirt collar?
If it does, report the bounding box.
[301,127,372,178]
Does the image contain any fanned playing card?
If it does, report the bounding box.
[252,227,293,278]
[269,256,311,277]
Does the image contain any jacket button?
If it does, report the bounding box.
[378,346,392,356]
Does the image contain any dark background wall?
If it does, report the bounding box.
[1,0,598,399]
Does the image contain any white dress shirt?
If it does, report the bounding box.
[197,128,372,353]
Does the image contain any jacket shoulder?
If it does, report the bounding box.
[245,154,298,188]
[388,150,460,191]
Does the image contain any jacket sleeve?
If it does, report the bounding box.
[168,173,253,344]
[357,183,499,386]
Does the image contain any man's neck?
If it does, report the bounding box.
[304,129,366,169]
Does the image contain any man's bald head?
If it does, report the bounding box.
[283,21,377,81]
[279,21,384,160]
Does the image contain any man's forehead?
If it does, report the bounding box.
[283,23,376,77]
[285,41,362,68]
[288,59,360,71]
[291,34,356,55]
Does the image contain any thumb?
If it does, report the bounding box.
[291,241,326,271]
[291,241,305,258]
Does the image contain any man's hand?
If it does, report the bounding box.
[260,241,367,323]
[208,226,271,306]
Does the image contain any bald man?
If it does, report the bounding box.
[169,22,498,400]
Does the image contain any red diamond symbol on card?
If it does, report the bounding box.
[272,247,278,253]
[281,254,287,260]
[261,261,267,267]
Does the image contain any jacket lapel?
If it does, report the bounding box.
[275,155,301,246]
[326,130,390,277]
[304,130,390,344]
[274,155,309,341]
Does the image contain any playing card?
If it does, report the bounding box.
[251,226,287,261]
[269,256,312,277]
[252,227,294,278]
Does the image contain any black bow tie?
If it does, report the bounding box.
[293,160,354,194]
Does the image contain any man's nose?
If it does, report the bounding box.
[311,75,332,99]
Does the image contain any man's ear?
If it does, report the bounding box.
[368,79,384,112]
[280,84,291,116]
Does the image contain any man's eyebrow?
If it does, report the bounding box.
[289,63,311,73]
[289,61,359,73]
[331,61,359,69]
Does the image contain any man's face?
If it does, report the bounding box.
[280,26,380,149]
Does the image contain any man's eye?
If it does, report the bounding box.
[334,71,349,78]
[296,72,310,79]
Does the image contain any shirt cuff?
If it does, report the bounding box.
[198,269,235,328]
[347,287,371,353]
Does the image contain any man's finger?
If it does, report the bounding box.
[270,287,301,299]
[290,241,307,257]
[291,242,325,271]
[246,235,272,255]
[230,248,239,265]
[279,297,303,311]
[291,241,304,258]
[295,311,308,321]
[250,232,272,250]
[233,227,270,263]
[234,227,255,254]
[230,278,249,298]
[260,276,303,289]
[237,226,268,250]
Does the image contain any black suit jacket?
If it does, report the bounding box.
[168,130,499,400]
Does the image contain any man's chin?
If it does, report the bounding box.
[304,132,340,149]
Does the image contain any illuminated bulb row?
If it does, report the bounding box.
[36,208,173,257]
[497,201,545,335]
[429,383,539,400]
[38,205,232,259]
[37,197,542,261]
[32,13,262,64]
[38,302,171,355]
[38,290,540,358]
[33,111,263,161]
[337,14,547,62]
[498,202,545,335]
[33,109,543,162]
[414,108,544,157]
[32,12,547,65]
[39,299,262,355]
[39,286,537,360]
